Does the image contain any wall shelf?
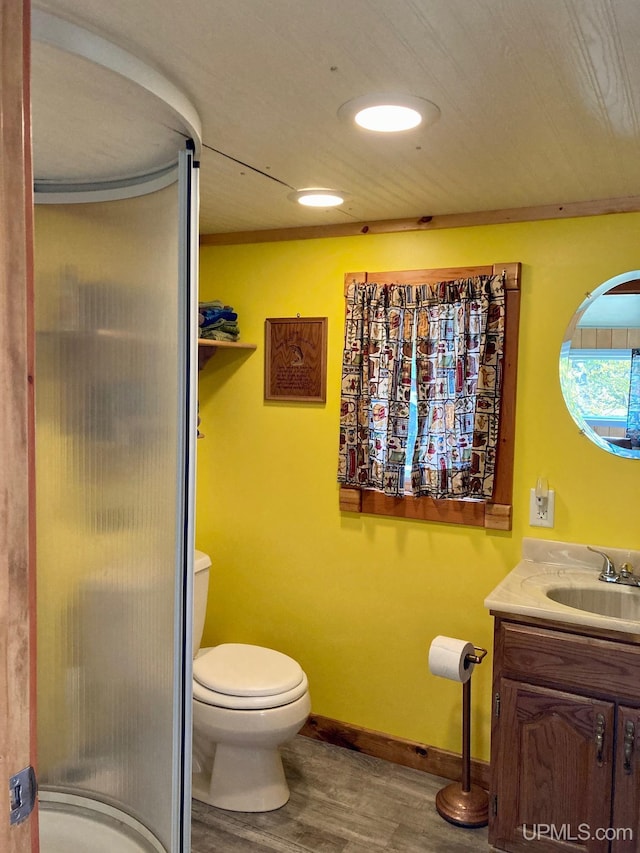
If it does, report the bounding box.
[198,338,257,369]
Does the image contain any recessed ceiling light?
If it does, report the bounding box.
[338,94,440,133]
[289,188,347,207]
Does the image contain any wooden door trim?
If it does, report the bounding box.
[0,0,38,850]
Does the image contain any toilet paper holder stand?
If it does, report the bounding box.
[464,647,487,667]
[435,645,489,829]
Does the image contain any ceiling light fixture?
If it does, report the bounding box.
[289,188,347,207]
[338,94,440,133]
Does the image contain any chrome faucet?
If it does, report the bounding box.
[588,546,618,582]
[588,546,640,587]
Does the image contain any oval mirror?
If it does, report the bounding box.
[560,271,640,459]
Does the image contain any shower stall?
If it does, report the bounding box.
[31,10,201,852]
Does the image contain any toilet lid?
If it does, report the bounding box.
[193,670,309,710]
[193,643,304,697]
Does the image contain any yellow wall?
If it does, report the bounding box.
[196,213,640,761]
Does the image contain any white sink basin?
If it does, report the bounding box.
[546,585,640,621]
[485,538,640,635]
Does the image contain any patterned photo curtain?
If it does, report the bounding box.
[410,275,505,499]
[337,282,414,496]
[338,274,505,500]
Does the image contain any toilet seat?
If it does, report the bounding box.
[193,644,308,710]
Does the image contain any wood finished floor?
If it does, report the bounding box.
[191,735,492,852]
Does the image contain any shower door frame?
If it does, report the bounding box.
[1,2,199,848]
[0,0,39,851]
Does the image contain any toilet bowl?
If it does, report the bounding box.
[191,553,311,812]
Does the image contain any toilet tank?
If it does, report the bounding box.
[193,550,212,658]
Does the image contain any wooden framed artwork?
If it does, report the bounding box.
[264,317,328,402]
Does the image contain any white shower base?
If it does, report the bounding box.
[39,791,165,853]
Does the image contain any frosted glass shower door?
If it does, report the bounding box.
[34,153,197,852]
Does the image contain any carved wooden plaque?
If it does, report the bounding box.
[264,317,327,402]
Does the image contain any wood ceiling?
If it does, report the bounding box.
[32,0,640,235]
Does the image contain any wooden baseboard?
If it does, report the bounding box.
[300,713,490,790]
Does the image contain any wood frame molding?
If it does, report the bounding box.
[199,195,640,246]
[1,0,38,850]
[338,262,521,531]
[301,713,490,791]
[264,316,328,403]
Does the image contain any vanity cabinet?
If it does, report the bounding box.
[489,616,640,853]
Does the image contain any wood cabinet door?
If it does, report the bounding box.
[611,705,640,853]
[492,679,614,853]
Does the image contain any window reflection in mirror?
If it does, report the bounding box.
[560,272,640,459]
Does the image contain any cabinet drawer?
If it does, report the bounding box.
[499,621,640,704]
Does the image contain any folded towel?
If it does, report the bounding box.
[199,308,238,326]
[204,320,239,332]
[199,300,232,310]
[198,300,240,341]
[200,329,240,342]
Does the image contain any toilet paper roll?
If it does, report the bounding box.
[428,635,476,683]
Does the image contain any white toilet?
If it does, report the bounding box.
[191,550,311,812]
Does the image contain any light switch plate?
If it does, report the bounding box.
[529,488,555,528]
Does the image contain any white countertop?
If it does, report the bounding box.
[485,538,640,635]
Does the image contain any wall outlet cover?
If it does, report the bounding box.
[529,487,555,528]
